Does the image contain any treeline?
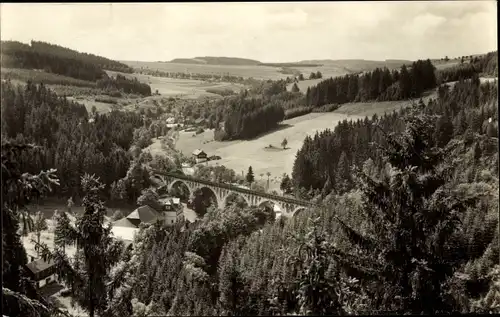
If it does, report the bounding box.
[305,59,437,107]
[437,51,498,83]
[0,80,145,199]
[97,73,152,96]
[220,97,285,140]
[135,67,251,84]
[293,75,498,196]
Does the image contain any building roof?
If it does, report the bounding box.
[160,197,181,205]
[113,217,138,228]
[25,258,55,275]
[195,118,206,124]
[192,149,206,156]
[126,205,161,224]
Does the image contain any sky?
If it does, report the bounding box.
[0,2,497,63]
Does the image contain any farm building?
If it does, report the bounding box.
[166,117,176,124]
[25,258,57,289]
[192,149,208,163]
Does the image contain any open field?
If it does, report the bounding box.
[122,61,293,80]
[66,96,118,114]
[122,61,351,80]
[174,85,454,191]
[177,112,365,192]
[106,70,244,99]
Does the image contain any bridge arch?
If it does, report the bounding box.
[258,200,282,212]
[192,186,220,209]
[223,192,250,209]
[292,206,307,218]
[168,179,193,198]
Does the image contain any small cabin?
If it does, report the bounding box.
[24,258,57,289]
[192,149,208,163]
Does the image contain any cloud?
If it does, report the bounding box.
[0,2,497,62]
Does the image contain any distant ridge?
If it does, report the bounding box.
[164,56,412,71]
[169,56,261,66]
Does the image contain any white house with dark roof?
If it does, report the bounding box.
[25,258,57,289]
[159,197,183,225]
[192,149,208,163]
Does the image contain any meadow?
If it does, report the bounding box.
[121,61,358,80]
[106,70,244,99]
[174,94,438,191]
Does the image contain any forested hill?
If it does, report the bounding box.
[305,52,498,108]
[1,40,133,74]
[1,40,152,96]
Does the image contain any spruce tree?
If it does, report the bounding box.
[291,83,300,93]
[40,174,125,317]
[246,166,255,185]
[333,108,479,314]
[1,141,61,317]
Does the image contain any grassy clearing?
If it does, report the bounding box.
[175,112,364,192]
[1,67,96,87]
[106,70,244,99]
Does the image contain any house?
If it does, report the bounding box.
[192,149,208,163]
[159,197,183,225]
[166,117,176,124]
[111,205,164,242]
[25,259,57,289]
[124,205,163,227]
[111,217,140,243]
[159,197,181,211]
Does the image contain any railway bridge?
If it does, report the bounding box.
[152,172,318,217]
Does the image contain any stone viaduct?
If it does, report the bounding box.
[152,172,318,217]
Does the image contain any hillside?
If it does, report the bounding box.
[169,56,261,65]
[297,58,412,72]
[1,40,152,97]
[1,40,133,73]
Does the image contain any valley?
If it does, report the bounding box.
[1,3,498,315]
